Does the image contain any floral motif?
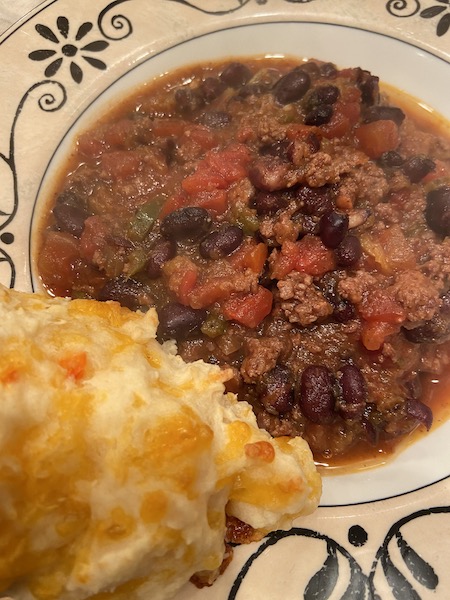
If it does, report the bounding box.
[386,0,450,36]
[29,16,109,83]
[420,0,450,36]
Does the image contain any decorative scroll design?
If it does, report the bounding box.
[168,0,318,16]
[0,80,66,288]
[386,0,421,17]
[98,0,133,40]
[386,1,450,37]
[228,506,449,599]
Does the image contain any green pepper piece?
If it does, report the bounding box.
[232,205,260,235]
[201,313,227,338]
[125,246,149,277]
[127,197,165,242]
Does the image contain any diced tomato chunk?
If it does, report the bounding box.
[340,101,361,127]
[151,118,187,138]
[229,242,268,274]
[77,120,137,159]
[77,132,105,159]
[79,216,111,263]
[182,124,217,151]
[159,193,187,218]
[163,256,198,305]
[101,119,137,149]
[189,189,228,214]
[361,226,416,276]
[222,286,273,328]
[182,168,228,194]
[37,231,81,296]
[321,110,351,139]
[319,87,362,139]
[270,236,336,279]
[98,151,142,181]
[182,144,252,195]
[361,320,401,351]
[177,268,198,306]
[160,189,228,217]
[355,120,399,159]
[188,276,234,309]
[206,144,252,180]
[286,123,320,140]
[359,289,405,323]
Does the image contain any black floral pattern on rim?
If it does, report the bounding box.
[386,0,450,36]
[420,0,450,36]
[28,17,109,84]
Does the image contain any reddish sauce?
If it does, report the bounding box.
[37,57,450,469]
[319,360,450,474]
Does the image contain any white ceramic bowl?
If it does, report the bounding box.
[2,2,450,598]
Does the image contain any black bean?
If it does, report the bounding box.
[319,62,338,78]
[297,365,335,424]
[259,139,293,160]
[304,104,333,126]
[248,67,282,93]
[299,61,320,78]
[425,185,450,236]
[199,225,244,259]
[404,376,422,401]
[254,190,291,215]
[333,299,356,323]
[406,398,433,430]
[273,68,311,105]
[220,62,252,88]
[334,234,362,267]
[441,289,450,313]
[317,273,356,322]
[363,105,405,126]
[200,76,226,102]
[361,412,378,445]
[339,364,366,420]
[164,137,177,167]
[98,276,153,311]
[174,86,204,113]
[379,150,404,168]
[402,155,436,183]
[319,210,349,249]
[146,238,177,279]
[317,271,338,300]
[305,132,322,154]
[160,206,212,240]
[307,84,340,107]
[198,110,231,129]
[403,313,450,344]
[248,156,291,192]
[357,69,380,105]
[296,185,334,216]
[258,365,295,415]
[56,186,88,209]
[52,203,89,238]
[157,302,206,341]
[292,212,318,237]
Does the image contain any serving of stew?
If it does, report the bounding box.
[37,56,450,464]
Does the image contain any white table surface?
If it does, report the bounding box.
[0,0,38,35]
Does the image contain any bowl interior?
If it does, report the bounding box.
[30,22,450,506]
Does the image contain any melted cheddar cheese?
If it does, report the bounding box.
[0,285,321,600]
